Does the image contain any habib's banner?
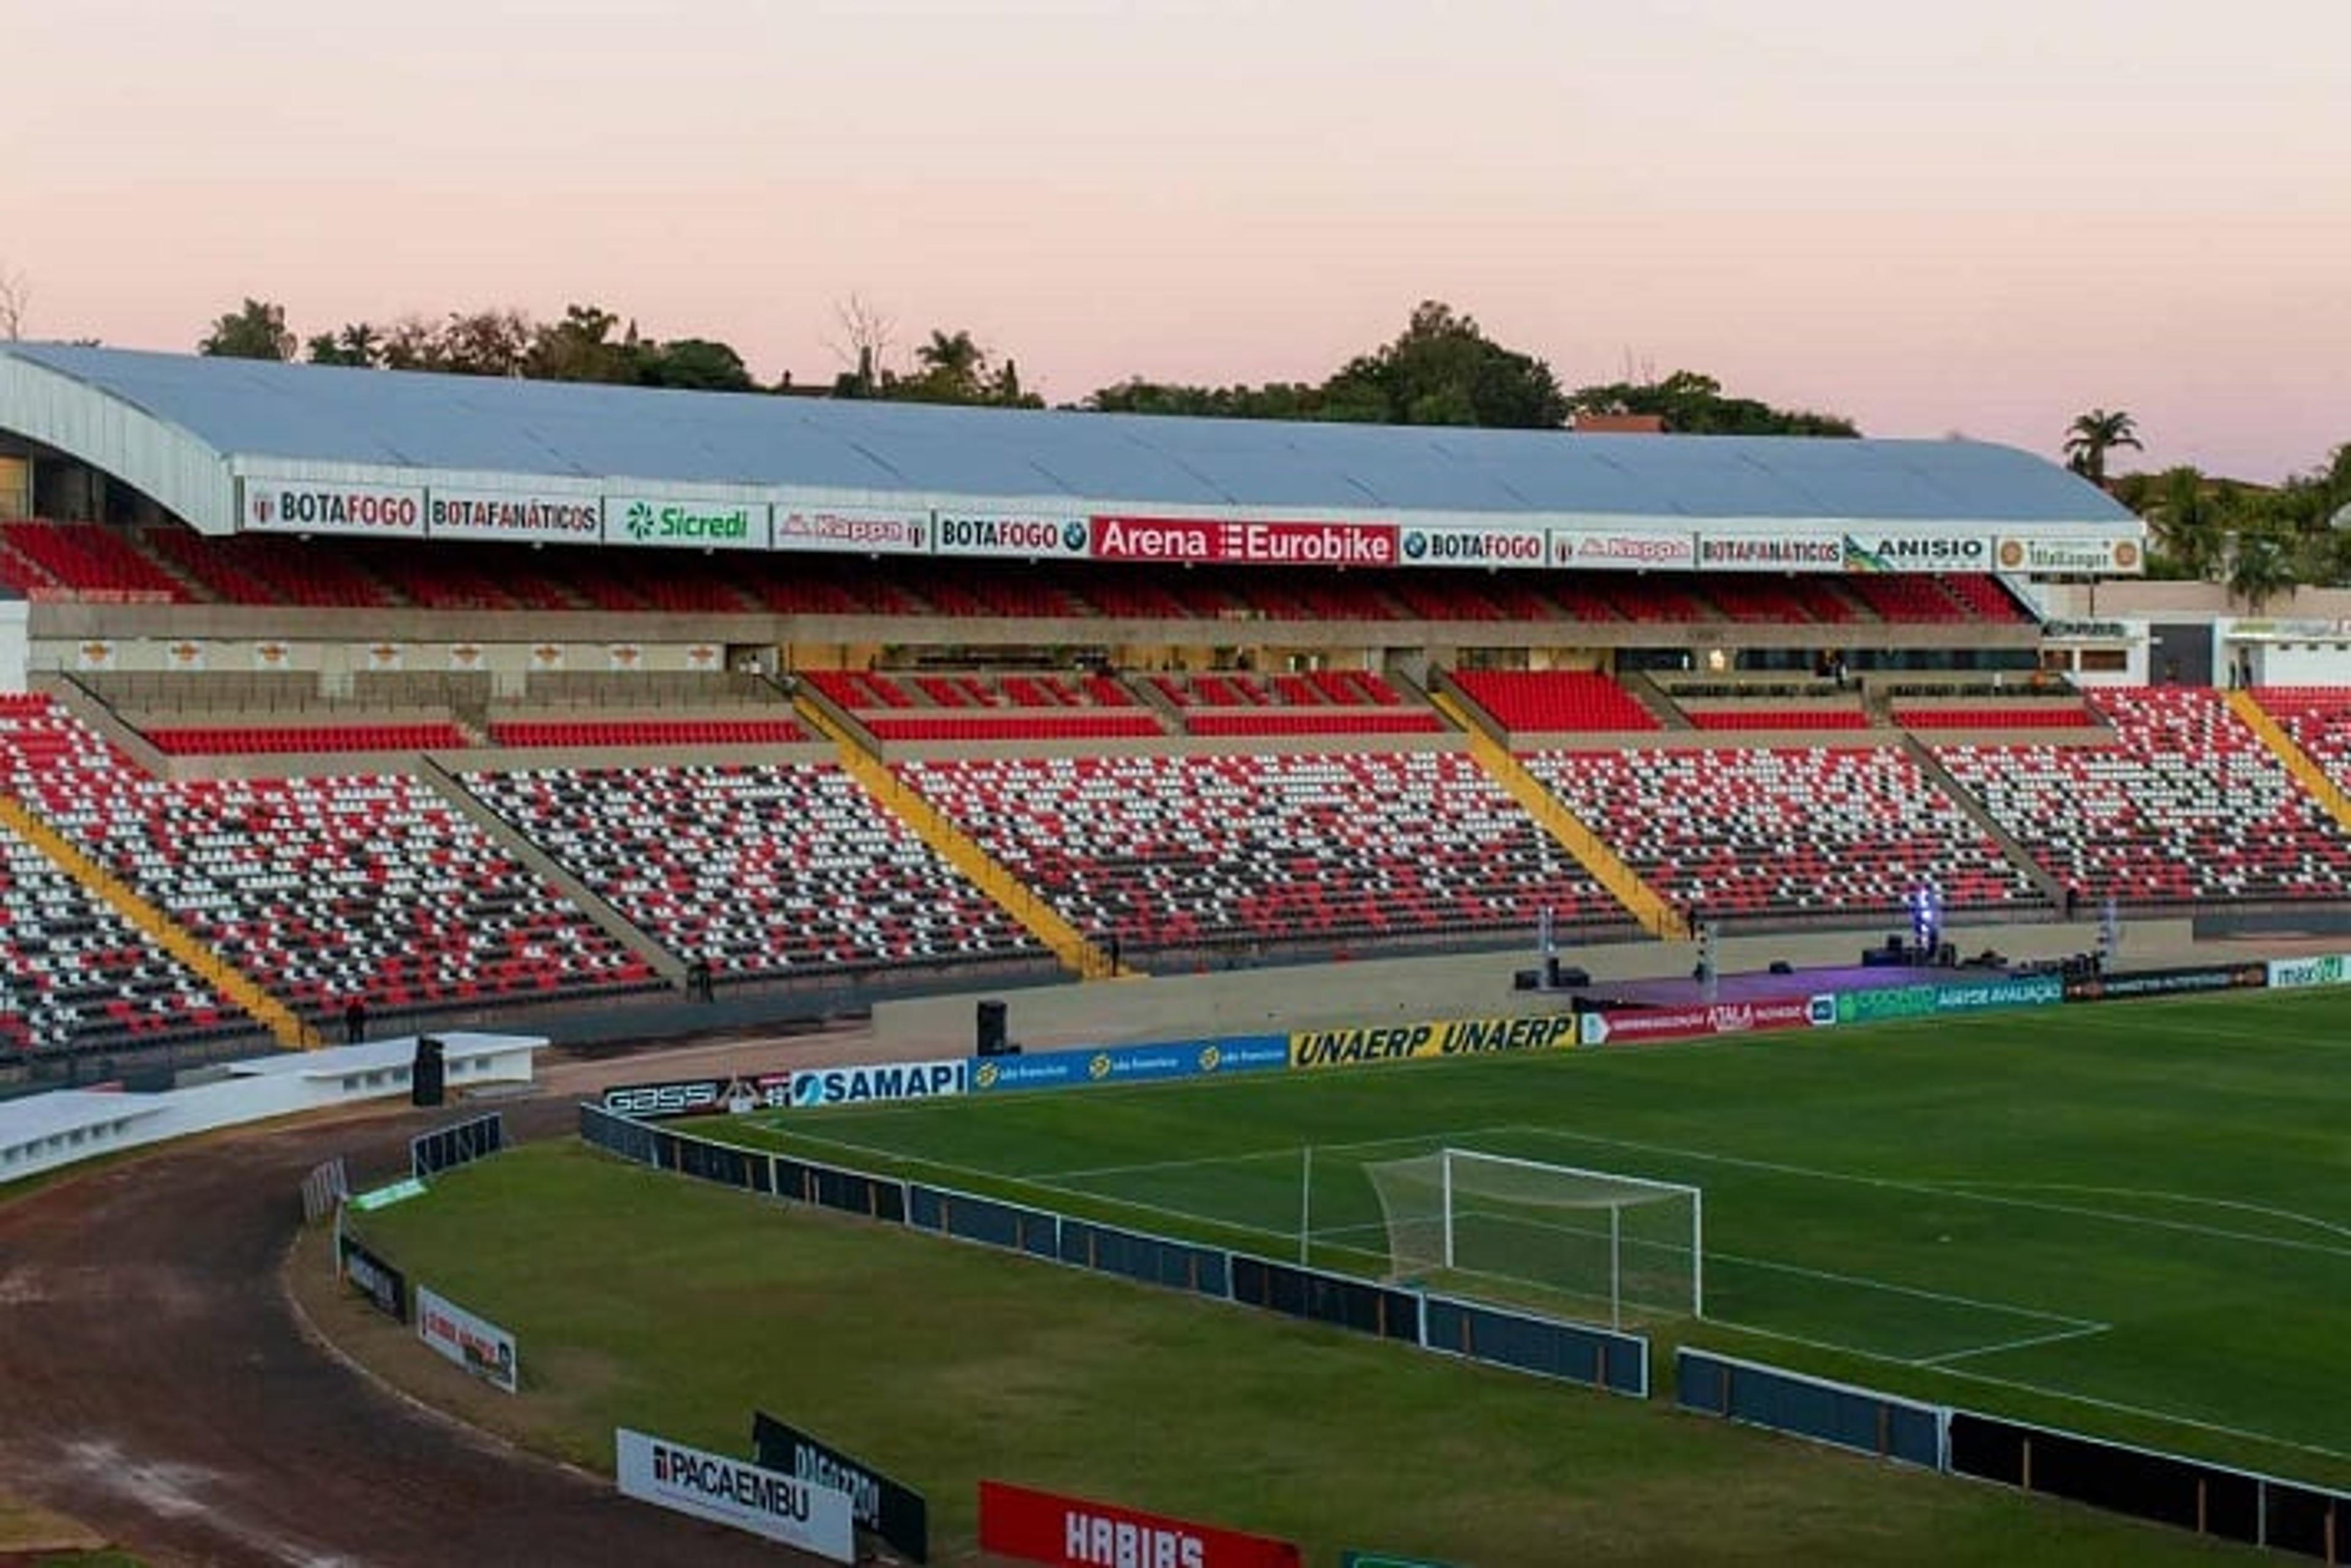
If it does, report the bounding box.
[1397,524,1548,569]
[1090,516,1398,567]
[774,505,930,557]
[936,512,1091,558]
[242,479,425,537]
[617,1430,853,1562]
[425,487,601,542]
[1288,1013,1577,1071]
[1550,528,1697,571]
[1577,997,1819,1046]
[414,1283,518,1394]
[978,1479,1302,1568]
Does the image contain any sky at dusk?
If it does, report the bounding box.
[5,0,2344,482]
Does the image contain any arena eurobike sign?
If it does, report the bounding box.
[601,493,770,551]
[1089,515,1400,566]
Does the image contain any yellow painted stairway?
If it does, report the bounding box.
[2228,690,2351,835]
[1434,694,1690,941]
[0,793,319,1048]
[793,698,1126,979]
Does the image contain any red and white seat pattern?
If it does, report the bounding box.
[461,763,1037,977]
[898,751,1618,951]
[0,696,655,1026]
[0,822,243,1057]
[2251,688,2351,784]
[1525,746,2044,918]
[803,670,1165,741]
[1935,687,2351,904]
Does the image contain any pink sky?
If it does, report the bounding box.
[6,0,2345,482]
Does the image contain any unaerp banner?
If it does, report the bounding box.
[616,1429,853,1562]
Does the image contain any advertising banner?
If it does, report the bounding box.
[1840,531,1994,573]
[1577,997,1817,1046]
[1089,516,1398,568]
[1549,528,1698,571]
[2267,953,2350,991]
[1994,536,2145,576]
[242,479,426,538]
[616,1429,853,1562]
[1834,974,2064,1024]
[1396,524,1548,569]
[1287,1013,1578,1071]
[337,1231,407,1322]
[425,488,601,543]
[787,1059,968,1109]
[774,505,931,557]
[969,1034,1290,1093]
[602,494,769,551]
[935,512,1091,559]
[600,1077,729,1119]
[753,1410,930,1563]
[2068,962,2269,1002]
[1695,534,1845,572]
[977,1479,1302,1568]
[415,1284,518,1394]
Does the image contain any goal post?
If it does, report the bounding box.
[1362,1148,1703,1328]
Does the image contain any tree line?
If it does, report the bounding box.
[191,293,1855,435]
[2068,409,2351,609]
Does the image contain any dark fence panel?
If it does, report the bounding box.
[672,1136,759,1192]
[1059,1220,1229,1297]
[2266,1482,2347,1561]
[907,1186,1060,1258]
[410,1112,504,1182]
[1425,1297,1647,1397]
[578,1101,659,1165]
[1229,1256,1418,1342]
[774,1155,907,1223]
[1679,1350,1940,1468]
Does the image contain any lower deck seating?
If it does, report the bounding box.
[1934,686,2351,904]
[462,763,1037,977]
[806,669,1165,740]
[1,823,244,1057]
[1450,670,1660,733]
[487,716,808,748]
[1895,704,2096,730]
[1684,708,1869,732]
[2252,688,2351,785]
[144,722,471,756]
[1524,746,2044,918]
[898,751,1619,953]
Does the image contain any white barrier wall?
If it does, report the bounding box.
[0,1033,544,1185]
[0,598,27,692]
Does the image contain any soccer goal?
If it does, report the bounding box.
[1362,1149,1703,1328]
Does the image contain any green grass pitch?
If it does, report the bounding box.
[351,987,2350,1563]
[729,988,2351,1487]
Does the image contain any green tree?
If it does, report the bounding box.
[525,304,639,383]
[2225,520,2297,612]
[2063,409,2142,487]
[1567,369,1859,436]
[637,337,755,392]
[1324,300,1570,429]
[304,321,382,367]
[198,298,296,361]
[2143,466,2227,580]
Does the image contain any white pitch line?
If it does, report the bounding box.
[1711,1250,2102,1330]
[1913,1321,2113,1367]
[1029,1127,1517,1185]
[1502,1125,2351,1262]
[1935,1182,2351,1242]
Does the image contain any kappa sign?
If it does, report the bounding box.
[978,1480,1302,1568]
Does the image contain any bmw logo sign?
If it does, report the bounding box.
[1062,519,1088,552]
[1401,530,1428,560]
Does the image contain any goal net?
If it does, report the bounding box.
[1362,1149,1703,1327]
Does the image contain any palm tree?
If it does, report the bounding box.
[2063,409,2143,487]
[915,329,984,390]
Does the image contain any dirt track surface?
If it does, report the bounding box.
[0,1031,889,1568]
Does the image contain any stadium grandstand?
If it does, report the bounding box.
[28,339,2351,1088]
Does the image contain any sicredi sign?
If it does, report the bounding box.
[936,512,1090,558]
[774,505,929,557]
[1396,525,1548,569]
[426,488,602,542]
[977,1479,1302,1568]
[242,479,426,537]
[602,495,768,550]
[616,1429,853,1562]
[1550,528,1697,571]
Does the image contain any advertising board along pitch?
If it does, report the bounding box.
[616,1429,854,1562]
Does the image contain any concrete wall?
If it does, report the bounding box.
[874,918,2195,1055]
